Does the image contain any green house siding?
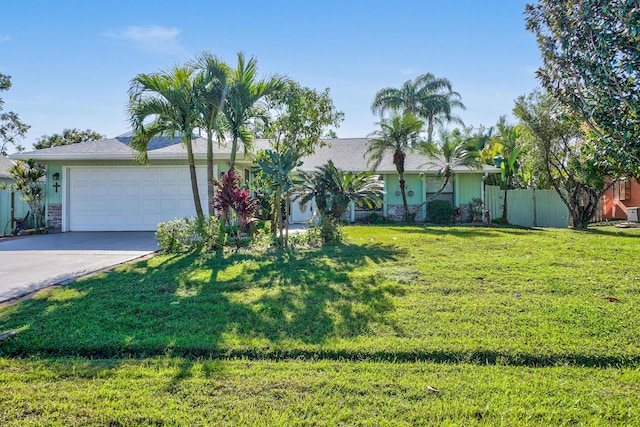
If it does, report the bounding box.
[455,174,483,206]
[385,174,423,206]
[46,165,63,205]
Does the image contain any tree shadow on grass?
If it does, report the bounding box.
[367,224,547,238]
[582,227,640,238]
[2,239,638,369]
[0,242,404,358]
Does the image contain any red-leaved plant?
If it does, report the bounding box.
[213,168,258,248]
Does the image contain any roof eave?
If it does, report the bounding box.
[10,152,250,162]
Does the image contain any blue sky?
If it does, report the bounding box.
[1,0,541,151]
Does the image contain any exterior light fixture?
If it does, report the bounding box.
[52,172,60,181]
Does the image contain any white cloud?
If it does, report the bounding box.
[104,25,184,54]
[0,35,10,44]
[401,68,416,76]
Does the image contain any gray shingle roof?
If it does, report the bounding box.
[11,134,498,174]
[12,133,251,161]
[0,156,16,179]
[294,138,498,174]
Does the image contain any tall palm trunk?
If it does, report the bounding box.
[501,189,509,224]
[184,135,204,220]
[206,130,215,218]
[394,150,411,223]
[425,174,452,204]
[229,134,238,170]
[427,117,435,143]
[399,173,411,222]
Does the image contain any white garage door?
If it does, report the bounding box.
[68,166,209,231]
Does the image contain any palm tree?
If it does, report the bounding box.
[371,73,465,142]
[128,65,204,220]
[194,52,230,217]
[223,53,286,169]
[297,160,384,222]
[366,112,424,222]
[254,148,302,246]
[420,128,480,201]
[486,116,522,224]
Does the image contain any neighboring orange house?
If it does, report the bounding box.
[603,178,640,220]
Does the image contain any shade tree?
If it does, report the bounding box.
[34,128,105,150]
[0,73,29,155]
[525,0,640,177]
[513,90,611,229]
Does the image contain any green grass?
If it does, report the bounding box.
[1,358,639,426]
[1,225,640,425]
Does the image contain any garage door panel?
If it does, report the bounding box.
[125,170,143,180]
[92,170,109,181]
[161,184,178,195]
[108,184,124,196]
[69,166,209,231]
[144,186,160,196]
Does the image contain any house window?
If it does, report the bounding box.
[613,179,631,201]
[425,176,454,205]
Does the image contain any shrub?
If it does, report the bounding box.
[467,197,485,223]
[288,227,322,249]
[427,200,454,225]
[310,215,344,246]
[156,216,222,253]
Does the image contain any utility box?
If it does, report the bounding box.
[628,207,640,223]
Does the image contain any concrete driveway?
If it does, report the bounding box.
[0,232,158,303]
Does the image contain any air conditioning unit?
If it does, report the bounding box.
[628,207,640,223]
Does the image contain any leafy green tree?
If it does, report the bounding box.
[371,73,465,142]
[525,0,640,177]
[263,81,344,156]
[254,80,343,241]
[0,73,29,155]
[514,90,610,229]
[7,159,46,231]
[128,65,205,220]
[296,160,384,244]
[223,53,285,169]
[34,128,104,150]
[420,128,480,201]
[366,112,424,222]
[194,52,231,217]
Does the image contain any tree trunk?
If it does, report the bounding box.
[501,188,509,224]
[568,184,601,230]
[185,136,204,220]
[229,134,238,170]
[275,190,283,245]
[427,117,434,143]
[284,194,290,247]
[206,130,215,218]
[399,174,411,222]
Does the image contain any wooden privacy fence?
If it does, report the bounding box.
[0,188,29,236]
[486,185,569,228]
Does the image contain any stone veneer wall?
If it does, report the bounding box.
[47,203,62,233]
[386,204,424,222]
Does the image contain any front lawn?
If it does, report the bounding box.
[1,225,639,425]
